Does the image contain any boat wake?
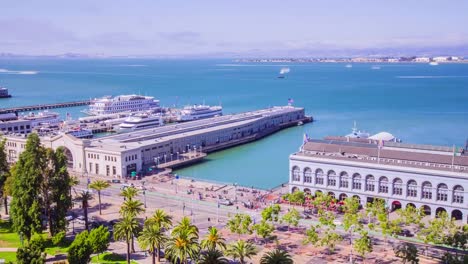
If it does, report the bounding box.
[0,68,39,75]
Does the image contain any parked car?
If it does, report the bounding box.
[76,216,86,224]
[219,199,233,206]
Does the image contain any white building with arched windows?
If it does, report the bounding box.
[289,137,468,223]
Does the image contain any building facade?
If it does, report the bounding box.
[289,138,468,223]
[2,106,308,178]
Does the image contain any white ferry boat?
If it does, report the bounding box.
[177,105,222,122]
[83,94,160,116]
[118,114,164,132]
[21,111,61,128]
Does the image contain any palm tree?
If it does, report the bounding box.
[165,228,200,264]
[148,209,173,230]
[138,222,168,264]
[120,186,139,201]
[120,199,145,253]
[172,216,199,238]
[226,240,258,264]
[88,180,110,215]
[198,249,229,264]
[76,190,93,231]
[201,226,226,250]
[260,249,293,264]
[114,215,141,264]
[120,199,145,218]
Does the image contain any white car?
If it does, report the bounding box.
[76,216,86,224]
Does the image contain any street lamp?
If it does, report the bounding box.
[142,181,147,208]
[234,182,238,203]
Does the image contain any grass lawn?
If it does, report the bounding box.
[91,252,138,264]
[0,219,21,248]
[0,252,17,262]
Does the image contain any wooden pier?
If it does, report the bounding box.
[0,100,92,114]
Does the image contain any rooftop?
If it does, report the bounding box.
[293,137,468,173]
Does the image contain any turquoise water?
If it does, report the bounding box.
[1,59,468,188]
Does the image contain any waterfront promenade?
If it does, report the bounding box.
[61,171,460,264]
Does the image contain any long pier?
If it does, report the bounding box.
[0,100,92,114]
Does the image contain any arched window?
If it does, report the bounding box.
[365,175,375,192]
[422,182,432,199]
[315,169,324,185]
[327,170,337,186]
[393,178,403,195]
[303,168,312,184]
[339,172,349,188]
[291,166,300,182]
[436,183,448,201]
[352,173,362,190]
[378,176,389,193]
[453,185,464,203]
[407,180,418,197]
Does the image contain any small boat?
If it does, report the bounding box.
[278,67,290,78]
[118,114,164,132]
[429,62,439,66]
[297,121,303,126]
[371,66,381,70]
[0,87,11,98]
[345,64,353,68]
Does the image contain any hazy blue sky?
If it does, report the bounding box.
[1,0,468,56]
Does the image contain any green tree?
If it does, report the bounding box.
[354,231,373,261]
[316,211,342,254]
[198,249,229,264]
[10,133,46,241]
[201,226,226,250]
[260,248,293,264]
[261,204,281,222]
[0,139,10,215]
[397,205,424,227]
[166,227,200,264]
[418,211,456,256]
[172,216,199,238]
[225,240,258,264]
[288,191,305,204]
[114,215,141,264]
[227,213,253,238]
[88,225,110,260]
[76,190,93,231]
[303,225,319,245]
[394,242,419,264]
[342,197,362,263]
[138,221,168,264]
[88,179,110,215]
[16,241,46,264]
[68,230,93,264]
[120,199,145,218]
[253,220,275,244]
[120,186,139,201]
[145,209,172,262]
[44,147,72,236]
[281,208,300,231]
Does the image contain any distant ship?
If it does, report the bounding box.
[429,62,439,66]
[0,87,11,98]
[345,64,353,68]
[118,114,164,132]
[83,94,160,116]
[177,105,223,122]
[277,67,290,78]
[346,122,370,139]
[371,65,381,70]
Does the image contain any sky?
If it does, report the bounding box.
[1,0,468,57]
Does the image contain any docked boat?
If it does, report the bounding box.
[118,114,164,132]
[0,87,11,98]
[177,105,223,122]
[21,111,61,128]
[83,94,160,116]
[346,122,370,139]
[65,128,93,139]
[277,67,290,78]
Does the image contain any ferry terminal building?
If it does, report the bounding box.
[289,137,468,223]
[2,106,307,178]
